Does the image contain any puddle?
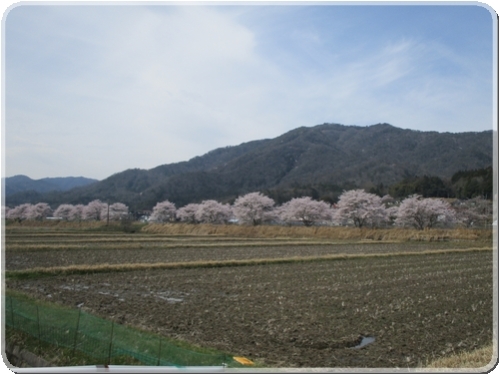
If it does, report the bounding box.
[60,284,90,291]
[98,291,119,297]
[147,291,186,303]
[158,297,183,303]
[352,336,375,349]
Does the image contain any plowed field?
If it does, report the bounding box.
[5,227,494,368]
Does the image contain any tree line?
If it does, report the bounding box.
[380,166,493,200]
[4,166,492,214]
[4,190,493,230]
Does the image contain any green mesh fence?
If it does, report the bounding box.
[5,295,243,367]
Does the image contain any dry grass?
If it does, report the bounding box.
[424,344,495,369]
[5,239,402,252]
[6,221,492,242]
[5,220,104,229]
[142,223,492,242]
[5,246,491,279]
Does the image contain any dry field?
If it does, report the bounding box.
[4,224,495,369]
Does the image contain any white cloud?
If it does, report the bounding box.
[4,5,494,179]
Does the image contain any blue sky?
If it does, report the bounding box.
[3,3,497,180]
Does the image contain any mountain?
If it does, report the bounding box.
[5,123,493,211]
[4,175,99,196]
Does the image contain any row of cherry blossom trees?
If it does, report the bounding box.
[4,190,492,230]
[148,190,492,230]
[4,200,129,222]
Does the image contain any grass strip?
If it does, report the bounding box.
[424,344,494,369]
[4,290,242,367]
[5,247,492,280]
[5,326,143,367]
[5,236,307,244]
[4,240,405,252]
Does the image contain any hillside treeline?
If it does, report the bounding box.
[385,167,493,200]
[4,167,493,214]
[261,167,493,205]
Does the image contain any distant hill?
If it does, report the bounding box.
[5,123,493,211]
[4,175,98,196]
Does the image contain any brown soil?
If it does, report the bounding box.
[6,251,493,368]
[5,240,484,271]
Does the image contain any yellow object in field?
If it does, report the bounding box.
[233,356,254,365]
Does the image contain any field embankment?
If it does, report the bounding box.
[142,223,493,241]
[424,344,495,369]
[5,220,493,241]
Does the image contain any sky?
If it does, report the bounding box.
[2,3,497,180]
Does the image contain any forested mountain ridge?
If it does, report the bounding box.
[5,123,493,211]
[4,175,98,196]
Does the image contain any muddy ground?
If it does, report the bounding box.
[7,250,493,368]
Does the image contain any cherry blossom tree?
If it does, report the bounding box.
[150,200,176,223]
[69,204,85,221]
[334,189,389,228]
[278,197,333,226]
[177,203,201,223]
[105,203,130,221]
[395,195,456,230]
[195,200,233,224]
[453,197,492,228]
[54,204,75,220]
[381,194,399,225]
[6,203,33,221]
[82,200,107,221]
[232,192,275,225]
[26,203,52,220]
[386,205,399,225]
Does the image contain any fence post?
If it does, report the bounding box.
[157,338,162,366]
[107,320,114,366]
[72,308,82,356]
